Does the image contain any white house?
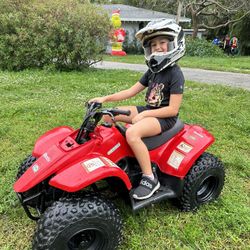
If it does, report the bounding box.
[101,4,205,41]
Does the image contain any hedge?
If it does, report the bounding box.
[0,0,111,71]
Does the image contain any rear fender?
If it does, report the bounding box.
[153,124,215,178]
[32,126,74,157]
[49,154,132,192]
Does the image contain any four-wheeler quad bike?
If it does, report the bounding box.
[14,102,225,250]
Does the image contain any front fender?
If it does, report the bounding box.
[32,126,74,157]
[49,154,132,192]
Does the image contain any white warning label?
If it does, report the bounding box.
[83,158,105,172]
[167,151,185,170]
[102,157,119,168]
[177,142,193,153]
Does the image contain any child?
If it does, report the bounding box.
[230,36,238,56]
[223,34,231,55]
[89,19,185,200]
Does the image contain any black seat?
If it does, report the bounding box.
[115,119,184,151]
[142,119,184,150]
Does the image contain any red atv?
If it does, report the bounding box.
[14,102,225,250]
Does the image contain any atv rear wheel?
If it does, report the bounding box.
[32,195,123,250]
[179,152,225,211]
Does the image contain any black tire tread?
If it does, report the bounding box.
[179,152,225,212]
[16,155,36,180]
[32,194,123,250]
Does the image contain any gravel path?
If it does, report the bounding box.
[93,61,250,91]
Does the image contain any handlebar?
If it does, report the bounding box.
[104,108,131,117]
[87,102,131,117]
[76,102,131,144]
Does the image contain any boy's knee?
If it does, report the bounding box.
[126,127,140,144]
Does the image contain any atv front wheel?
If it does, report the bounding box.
[16,155,63,214]
[16,155,39,208]
[16,155,36,180]
[179,152,225,211]
[32,195,123,250]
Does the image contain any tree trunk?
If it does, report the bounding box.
[176,0,183,24]
[192,13,198,38]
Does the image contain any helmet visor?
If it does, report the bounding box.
[143,34,178,60]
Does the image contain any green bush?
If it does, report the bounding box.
[0,0,111,71]
[185,37,225,57]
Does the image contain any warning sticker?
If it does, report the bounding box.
[188,135,196,141]
[194,131,204,138]
[102,157,119,168]
[177,142,193,153]
[167,151,185,170]
[82,158,105,172]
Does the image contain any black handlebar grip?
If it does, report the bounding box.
[119,110,131,116]
[111,109,131,116]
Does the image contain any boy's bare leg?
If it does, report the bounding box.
[104,107,162,175]
[125,117,162,175]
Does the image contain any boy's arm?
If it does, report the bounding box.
[90,82,145,103]
[133,94,183,122]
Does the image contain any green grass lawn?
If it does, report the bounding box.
[0,69,249,249]
[103,54,250,74]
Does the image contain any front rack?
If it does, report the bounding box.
[16,191,45,220]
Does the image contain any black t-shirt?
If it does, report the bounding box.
[139,64,185,108]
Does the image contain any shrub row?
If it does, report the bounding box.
[0,0,111,71]
[185,37,225,57]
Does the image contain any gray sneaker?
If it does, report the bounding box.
[132,175,160,200]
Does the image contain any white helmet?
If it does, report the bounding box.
[135,19,185,73]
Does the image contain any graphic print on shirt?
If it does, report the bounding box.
[146,82,164,107]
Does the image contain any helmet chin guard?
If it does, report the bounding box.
[136,19,185,73]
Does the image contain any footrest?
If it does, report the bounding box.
[129,185,177,213]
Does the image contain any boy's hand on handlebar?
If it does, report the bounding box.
[88,97,106,104]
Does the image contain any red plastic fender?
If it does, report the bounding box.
[14,145,68,193]
[49,154,132,192]
[151,124,215,178]
[32,126,74,157]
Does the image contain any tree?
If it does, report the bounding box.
[122,0,177,13]
[184,0,250,38]
[232,14,250,55]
